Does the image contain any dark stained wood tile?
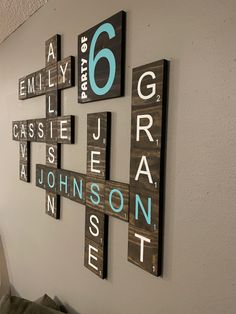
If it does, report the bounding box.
[105,180,129,221]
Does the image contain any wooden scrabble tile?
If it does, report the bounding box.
[35,68,46,96]
[12,121,20,141]
[46,91,61,118]
[105,180,129,221]
[45,191,60,220]
[85,207,108,247]
[57,56,75,90]
[86,176,105,213]
[36,164,47,190]
[19,141,30,163]
[19,77,27,100]
[46,143,61,168]
[56,169,70,197]
[45,64,58,91]
[45,34,61,66]
[19,121,28,141]
[68,171,86,204]
[19,160,30,182]
[84,237,107,279]
[57,115,75,144]
[27,120,37,142]
[128,224,159,276]
[45,117,58,143]
[26,72,36,98]
[36,118,46,142]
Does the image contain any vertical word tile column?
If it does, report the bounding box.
[45,35,62,219]
[84,112,111,278]
[128,60,168,276]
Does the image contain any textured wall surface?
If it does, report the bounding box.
[0,0,236,314]
[0,0,47,43]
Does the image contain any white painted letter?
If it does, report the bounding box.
[89,215,99,237]
[134,233,151,262]
[60,120,68,139]
[47,194,55,214]
[136,114,154,142]
[48,146,55,164]
[60,62,68,83]
[88,245,98,271]
[91,151,101,173]
[137,71,156,100]
[47,42,55,62]
[135,155,153,183]
[93,118,100,140]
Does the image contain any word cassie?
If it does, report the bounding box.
[12,116,74,143]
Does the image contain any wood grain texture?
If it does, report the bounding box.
[44,166,57,193]
[19,140,30,182]
[87,146,106,178]
[19,121,28,141]
[46,90,61,118]
[105,180,129,221]
[68,171,86,204]
[46,143,61,168]
[78,11,126,103]
[27,120,37,142]
[36,118,46,142]
[12,121,20,141]
[45,191,60,219]
[128,224,159,276]
[35,68,46,96]
[84,237,107,279]
[17,34,75,100]
[18,77,27,100]
[36,164,47,189]
[57,56,75,90]
[19,141,30,163]
[85,206,108,247]
[57,115,75,144]
[87,112,111,147]
[19,161,30,182]
[85,176,105,213]
[85,112,111,278]
[45,117,58,143]
[45,34,61,66]
[26,73,36,98]
[87,112,111,179]
[56,169,70,198]
[128,59,168,276]
[45,64,58,92]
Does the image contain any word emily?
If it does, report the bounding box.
[12,11,168,279]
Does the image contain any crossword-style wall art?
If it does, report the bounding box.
[12,11,169,279]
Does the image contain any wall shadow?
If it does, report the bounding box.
[0,236,10,297]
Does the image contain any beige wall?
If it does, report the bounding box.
[0,0,236,313]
